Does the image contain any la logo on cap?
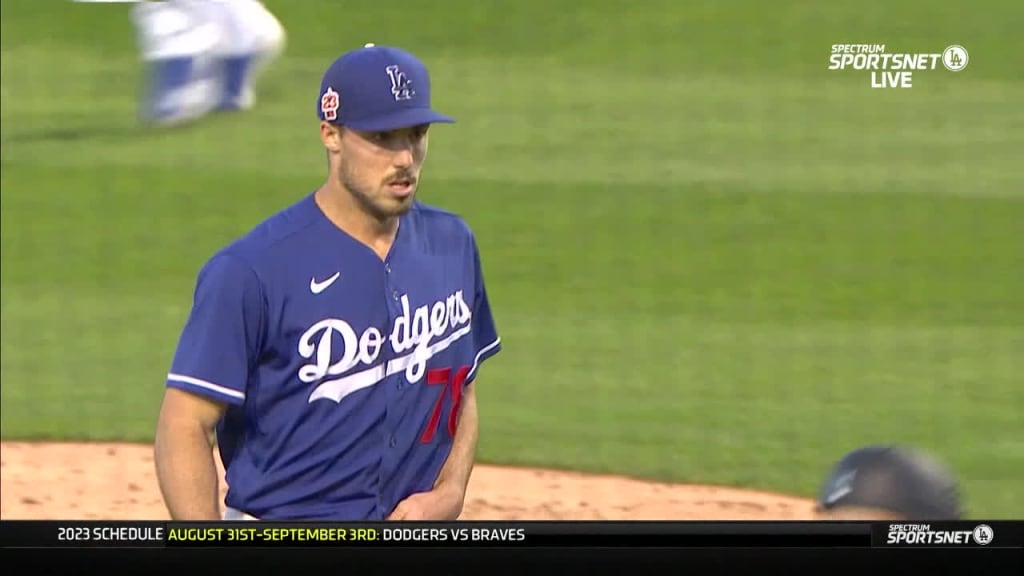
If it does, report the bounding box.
[321,87,340,121]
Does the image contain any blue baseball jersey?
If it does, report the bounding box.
[165,193,502,520]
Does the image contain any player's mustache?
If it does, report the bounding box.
[386,172,417,185]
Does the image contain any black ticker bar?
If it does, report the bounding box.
[1,520,1020,549]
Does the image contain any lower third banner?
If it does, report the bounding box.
[0,521,1019,549]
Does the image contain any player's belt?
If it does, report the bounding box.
[223,507,260,521]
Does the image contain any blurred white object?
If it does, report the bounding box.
[130,0,286,125]
[223,0,287,109]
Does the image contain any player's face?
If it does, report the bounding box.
[338,124,430,220]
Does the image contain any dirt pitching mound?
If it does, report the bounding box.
[0,442,816,520]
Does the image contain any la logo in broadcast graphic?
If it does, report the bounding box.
[828,44,969,88]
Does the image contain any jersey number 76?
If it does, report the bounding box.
[419,365,471,444]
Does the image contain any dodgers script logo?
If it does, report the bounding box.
[385,65,415,101]
[299,290,472,404]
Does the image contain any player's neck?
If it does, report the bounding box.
[314,185,398,259]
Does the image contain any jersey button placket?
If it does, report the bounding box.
[383,265,402,502]
[387,259,403,390]
[380,261,401,519]
[388,264,401,388]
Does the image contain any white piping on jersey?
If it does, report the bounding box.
[308,322,474,404]
[467,337,501,382]
[167,373,247,401]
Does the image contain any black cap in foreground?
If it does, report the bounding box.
[818,444,963,520]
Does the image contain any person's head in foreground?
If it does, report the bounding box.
[815,444,963,520]
[315,43,454,224]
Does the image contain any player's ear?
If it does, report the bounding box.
[319,121,343,153]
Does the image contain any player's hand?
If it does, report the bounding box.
[387,484,465,521]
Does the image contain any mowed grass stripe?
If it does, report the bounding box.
[4,166,1022,324]
[3,50,1022,197]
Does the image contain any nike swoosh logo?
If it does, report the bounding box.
[310,272,340,294]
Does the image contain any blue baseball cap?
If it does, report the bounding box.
[316,43,455,132]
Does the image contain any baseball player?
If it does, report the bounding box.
[153,44,502,521]
[130,0,285,125]
[814,445,963,520]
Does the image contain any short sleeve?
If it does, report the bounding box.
[465,234,501,385]
[166,252,264,405]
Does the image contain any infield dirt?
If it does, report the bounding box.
[1,442,817,520]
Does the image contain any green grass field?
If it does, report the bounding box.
[2,0,1022,518]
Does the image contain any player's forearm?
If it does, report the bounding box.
[434,384,479,505]
[154,421,222,521]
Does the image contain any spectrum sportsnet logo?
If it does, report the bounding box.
[828,44,969,88]
[886,523,994,546]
